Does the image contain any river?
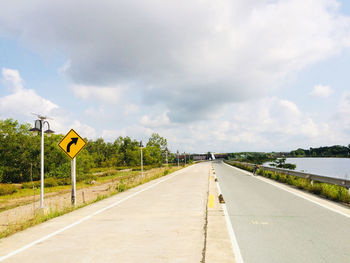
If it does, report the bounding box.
[265,157,350,180]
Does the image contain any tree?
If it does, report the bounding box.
[270,157,296,170]
[147,133,167,151]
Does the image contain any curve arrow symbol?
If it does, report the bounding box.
[67,137,78,153]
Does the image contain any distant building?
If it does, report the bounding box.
[192,154,208,161]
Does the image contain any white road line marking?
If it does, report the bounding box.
[0,167,191,262]
[222,162,350,219]
[215,180,244,263]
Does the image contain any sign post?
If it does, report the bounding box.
[71,158,76,206]
[58,129,86,206]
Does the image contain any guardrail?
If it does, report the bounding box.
[225,160,350,189]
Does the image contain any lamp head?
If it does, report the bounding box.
[29,120,41,136]
[29,128,39,136]
[44,129,54,137]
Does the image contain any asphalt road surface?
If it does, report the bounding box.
[214,161,350,263]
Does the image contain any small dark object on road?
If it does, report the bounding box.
[214,178,218,182]
[218,194,225,203]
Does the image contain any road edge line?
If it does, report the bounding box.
[0,166,191,262]
[215,179,244,263]
[223,161,350,219]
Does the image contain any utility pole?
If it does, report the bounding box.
[40,124,44,208]
[165,147,168,166]
[140,141,144,178]
[29,115,54,209]
[177,150,179,167]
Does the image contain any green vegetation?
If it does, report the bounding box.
[225,161,350,205]
[269,157,296,170]
[229,152,277,164]
[289,145,350,157]
[225,144,350,162]
[0,118,177,187]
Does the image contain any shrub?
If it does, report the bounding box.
[22,182,34,189]
[117,183,126,192]
[0,184,18,195]
[44,177,58,187]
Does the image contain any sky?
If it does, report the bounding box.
[0,0,350,153]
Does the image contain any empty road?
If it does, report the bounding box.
[214,161,350,263]
[0,163,211,263]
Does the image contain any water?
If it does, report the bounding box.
[265,158,350,180]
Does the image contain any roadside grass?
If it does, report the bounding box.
[0,171,140,200]
[0,165,187,239]
[224,161,350,205]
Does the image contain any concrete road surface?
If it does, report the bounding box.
[213,161,350,263]
[0,163,211,263]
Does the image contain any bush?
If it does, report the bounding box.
[44,177,58,187]
[22,181,40,189]
[163,169,170,176]
[117,183,126,192]
[0,184,18,195]
[57,178,70,186]
[83,175,98,184]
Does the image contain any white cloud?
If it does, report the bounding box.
[124,104,139,115]
[58,60,71,75]
[135,97,336,152]
[101,129,126,140]
[140,112,170,128]
[70,84,123,104]
[1,0,349,122]
[338,91,350,113]
[310,84,334,97]
[72,120,97,138]
[0,68,58,118]
[2,68,24,92]
[0,68,97,138]
[1,1,350,153]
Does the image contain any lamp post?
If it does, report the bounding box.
[165,147,168,166]
[177,150,179,167]
[29,115,54,209]
[140,141,144,178]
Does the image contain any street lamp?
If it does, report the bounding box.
[140,141,144,178]
[177,150,179,167]
[165,147,168,166]
[29,115,54,209]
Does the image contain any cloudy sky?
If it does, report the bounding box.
[1,0,350,153]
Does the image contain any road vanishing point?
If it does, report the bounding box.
[0,161,349,262]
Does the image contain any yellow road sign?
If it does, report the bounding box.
[58,129,86,159]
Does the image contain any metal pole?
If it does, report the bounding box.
[40,120,44,209]
[166,149,168,166]
[141,146,143,178]
[71,157,76,206]
[177,151,179,167]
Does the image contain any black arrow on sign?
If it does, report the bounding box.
[67,137,78,153]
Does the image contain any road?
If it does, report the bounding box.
[0,163,211,263]
[213,161,350,263]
